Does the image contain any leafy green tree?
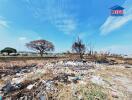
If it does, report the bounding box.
[1,47,17,55]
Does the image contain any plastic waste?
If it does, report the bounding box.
[39,96,46,100]
[0,96,2,100]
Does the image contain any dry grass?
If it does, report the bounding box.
[57,82,109,100]
[97,65,132,79]
[93,65,132,100]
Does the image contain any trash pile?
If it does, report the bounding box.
[0,60,132,100]
[0,60,93,99]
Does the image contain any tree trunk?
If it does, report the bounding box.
[7,52,10,56]
[40,51,43,57]
[79,53,83,60]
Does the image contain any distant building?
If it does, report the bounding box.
[110,5,124,16]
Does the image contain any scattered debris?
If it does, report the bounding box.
[26,84,34,90]
[111,91,119,98]
[125,65,131,68]
[0,96,2,100]
[39,95,46,100]
[0,60,131,99]
[91,76,105,86]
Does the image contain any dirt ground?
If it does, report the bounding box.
[0,59,132,100]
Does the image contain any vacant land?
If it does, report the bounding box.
[0,57,132,100]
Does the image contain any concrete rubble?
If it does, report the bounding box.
[0,60,132,99]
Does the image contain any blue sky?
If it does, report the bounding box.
[0,0,132,54]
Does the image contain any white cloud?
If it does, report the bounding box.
[0,19,9,28]
[18,37,27,41]
[100,0,132,35]
[78,32,92,39]
[0,29,43,51]
[24,0,79,34]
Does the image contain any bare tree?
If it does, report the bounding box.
[26,40,54,57]
[72,37,86,59]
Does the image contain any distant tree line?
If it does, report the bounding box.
[0,38,120,59]
[0,38,91,59]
